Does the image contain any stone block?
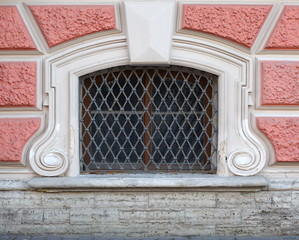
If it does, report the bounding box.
[0,191,24,208]
[43,208,70,224]
[23,191,43,208]
[41,224,92,235]
[149,192,216,208]
[215,225,282,236]
[42,192,95,208]
[216,192,256,208]
[0,209,22,224]
[185,208,241,225]
[291,191,299,211]
[144,222,216,237]
[93,192,148,208]
[70,208,118,224]
[242,208,299,225]
[21,208,43,224]
[281,223,299,235]
[119,209,185,223]
[255,191,293,209]
[3,224,44,235]
[90,223,149,236]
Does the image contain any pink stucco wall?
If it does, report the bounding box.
[0,3,298,167]
[181,5,271,48]
[257,117,299,162]
[261,61,299,106]
[0,118,40,162]
[0,62,37,107]
[265,6,299,49]
[29,5,116,47]
[0,6,36,50]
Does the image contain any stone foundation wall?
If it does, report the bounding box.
[1,189,299,236]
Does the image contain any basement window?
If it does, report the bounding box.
[79,66,218,173]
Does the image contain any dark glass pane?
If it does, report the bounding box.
[80,66,217,173]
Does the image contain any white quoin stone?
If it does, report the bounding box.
[124,1,175,64]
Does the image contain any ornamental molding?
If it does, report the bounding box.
[124,1,175,64]
[26,30,268,176]
[3,1,295,176]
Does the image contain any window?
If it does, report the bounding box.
[79,66,218,173]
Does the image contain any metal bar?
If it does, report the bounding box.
[79,66,218,172]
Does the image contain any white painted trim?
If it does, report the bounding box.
[25,28,270,177]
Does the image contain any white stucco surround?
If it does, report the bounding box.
[26,2,271,178]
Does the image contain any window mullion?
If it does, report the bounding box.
[143,71,153,170]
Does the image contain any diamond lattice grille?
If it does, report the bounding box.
[80,66,218,173]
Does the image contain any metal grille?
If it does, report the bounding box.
[79,66,218,173]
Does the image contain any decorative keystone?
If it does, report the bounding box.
[124,2,175,64]
[0,6,36,50]
[29,5,116,47]
[0,62,37,107]
[261,61,299,106]
[265,6,299,49]
[257,117,299,162]
[0,118,40,163]
[181,5,272,48]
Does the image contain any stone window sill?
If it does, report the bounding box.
[25,174,268,192]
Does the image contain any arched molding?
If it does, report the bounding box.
[28,34,268,176]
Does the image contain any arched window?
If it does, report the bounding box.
[79,66,218,173]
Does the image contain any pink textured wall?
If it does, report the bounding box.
[0,118,40,162]
[0,6,36,50]
[261,61,299,106]
[0,62,37,107]
[265,6,299,49]
[29,5,116,47]
[257,117,299,162]
[181,5,272,48]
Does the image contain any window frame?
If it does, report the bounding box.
[28,36,267,177]
[79,65,218,173]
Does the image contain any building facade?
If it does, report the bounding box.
[0,0,299,236]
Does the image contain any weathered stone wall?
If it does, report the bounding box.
[0,189,298,236]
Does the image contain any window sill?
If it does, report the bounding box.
[27,174,268,192]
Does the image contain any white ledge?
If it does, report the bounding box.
[0,180,30,190]
[28,175,268,191]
